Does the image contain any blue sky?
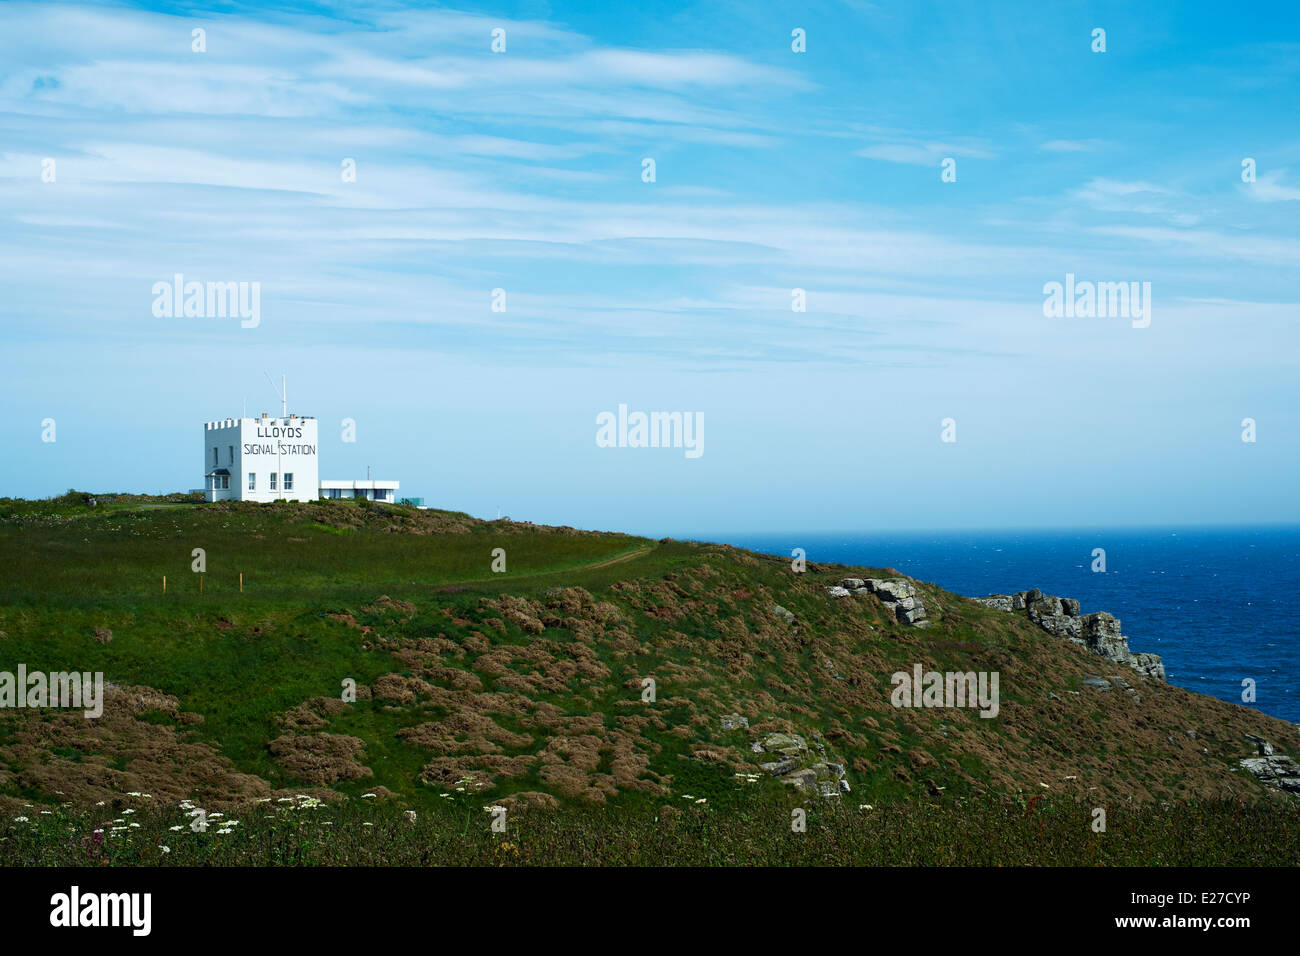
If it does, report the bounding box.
[1,0,1297,535]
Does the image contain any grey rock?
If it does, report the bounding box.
[756,732,808,756]
[1246,734,1274,756]
[1081,612,1129,662]
[984,589,1166,684]
[720,713,749,732]
[1240,754,1300,795]
[772,604,796,624]
[1028,593,1064,620]
[779,760,850,797]
[896,605,926,624]
[779,768,818,790]
[866,578,915,602]
[1128,652,1166,682]
[840,578,865,590]
[825,585,850,598]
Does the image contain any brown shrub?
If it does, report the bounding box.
[268,733,372,785]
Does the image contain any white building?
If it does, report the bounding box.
[319,479,400,502]
[203,412,399,503]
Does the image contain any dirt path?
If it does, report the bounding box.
[432,542,657,592]
[578,543,656,570]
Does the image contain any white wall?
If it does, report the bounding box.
[204,416,319,502]
[203,420,242,502]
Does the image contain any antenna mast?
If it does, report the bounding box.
[264,371,287,418]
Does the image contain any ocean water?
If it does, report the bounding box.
[701,526,1300,726]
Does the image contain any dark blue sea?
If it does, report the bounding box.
[700,526,1300,725]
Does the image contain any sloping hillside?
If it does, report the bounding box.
[1,494,1297,819]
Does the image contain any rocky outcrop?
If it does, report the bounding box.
[720,713,749,732]
[1081,674,1143,703]
[1239,735,1300,796]
[827,578,930,627]
[977,588,1165,682]
[751,732,850,796]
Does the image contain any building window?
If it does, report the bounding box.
[228,445,234,464]
[221,475,229,489]
[270,473,278,491]
[213,448,218,467]
[284,473,294,492]
[248,473,256,491]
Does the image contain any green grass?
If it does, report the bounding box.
[0,495,661,793]
[0,496,650,606]
[3,794,1296,867]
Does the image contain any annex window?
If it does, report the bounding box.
[270,473,278,491]
[284,473,294,492]
[248,473,256,491]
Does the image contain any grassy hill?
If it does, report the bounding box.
[1,493,1298,865]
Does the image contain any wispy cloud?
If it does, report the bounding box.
[1249,170,1300,201]
[856,140,996,165]
[1039,139,1105,152]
